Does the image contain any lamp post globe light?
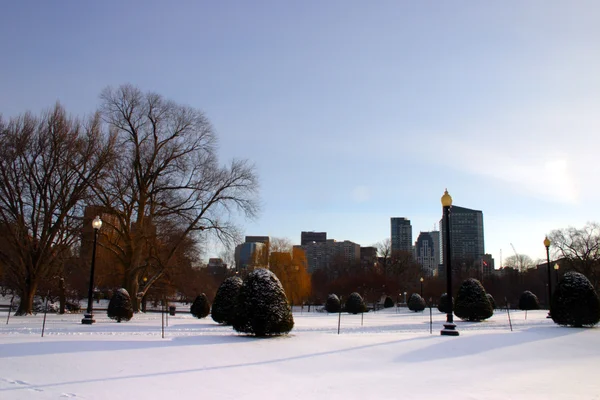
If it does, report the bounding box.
[82,216,102,325]
[544,237,552,314]
[440,189,458,336]
[420,277,424,297]
[554,263,560,284]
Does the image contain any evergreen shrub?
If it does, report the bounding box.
[454,279,494,322]
[384,296,395,308]
[518,291,540,310]
[408,293,426,312]
[345,292,366,314]
[551,271,600,327]
[486,293,496,310]
[211,276,243,325]
[232,268,294,336]
[325,294,341,313]
[107,288,133,322]
[438,293,453,313]
[190,293,210,319]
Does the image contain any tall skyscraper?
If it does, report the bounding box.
[415,232,438,276]
[391,217,412,253]
[439,205,484,266]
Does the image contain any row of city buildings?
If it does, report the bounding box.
[231,203,495,277]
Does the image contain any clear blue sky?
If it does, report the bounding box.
[1,1,598,265]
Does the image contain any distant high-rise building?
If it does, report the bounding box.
[245,236,270,245]
[235,242,266,271]
[360,246,378,268]
[301,231,327,246]
[415,232,437,276]
[391,217,412,253]
[301,239,360,273]
[440,205,485,266]
[207,258,227,275]
[235,236,270,271]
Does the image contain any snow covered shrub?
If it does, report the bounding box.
[211,276,243,325]
[345,292,366,314]
[384,296,395,308]
[437,293,453,313]
[486,293,496,310]
[408,293,426,312]
[107,288,133,322]
[551,271,600,328]
[454,279,494,322]
[518,291,540,310]
[190,293,210,319]
[325,294,341,313]
[33,297,58,313]
[232,268,294,336]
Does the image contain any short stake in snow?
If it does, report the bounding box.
[338,296,342,335]
[505,297,513,332]
[6,296,14,325]
[161,302,165,339]
[429,298,433,334]
[41,291,50,337]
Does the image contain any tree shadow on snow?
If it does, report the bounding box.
[399,325,583,363]
[0,334,254,358]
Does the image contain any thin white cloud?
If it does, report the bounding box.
[351,186,371,203]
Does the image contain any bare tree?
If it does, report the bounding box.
[94,84,259,310]
[0,104,115,314]
[375,238,392,276]
[549,223,600,289]
[503,254,535,272]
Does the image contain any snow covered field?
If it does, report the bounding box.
[1,307,598,400]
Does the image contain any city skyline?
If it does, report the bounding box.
[1,2,598,266]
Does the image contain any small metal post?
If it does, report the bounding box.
[161,302,165,339]
[505,297,513,332]
[429,298,433,334]
[41,291,50,337]
[337,297,342,335]
[6,296,14,324]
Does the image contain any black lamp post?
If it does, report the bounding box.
[420,277,424,297]
[554,263,559,284]
[440,189,458,336]
[544,236,552,314]
[82,216,102,325]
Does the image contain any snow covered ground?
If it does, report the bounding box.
[1,306,598,400]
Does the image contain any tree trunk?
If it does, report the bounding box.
[15,279,38,316]
[125,273,140,312]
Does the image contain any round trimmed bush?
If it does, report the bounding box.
[454,278,494,322]
[438,293,453,313]
[211,276,243,325]
[518,291,540,311]
[232,268,294,336]
[345,292,366,314]
[190,293,210,319]
[325,294,341,313]
[551,271,600,327]
[408,293,426,312]
[383,296,395,308]
[107,288,133,322]
[486,293,496,310]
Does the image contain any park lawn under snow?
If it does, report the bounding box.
[0,306,598,400]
